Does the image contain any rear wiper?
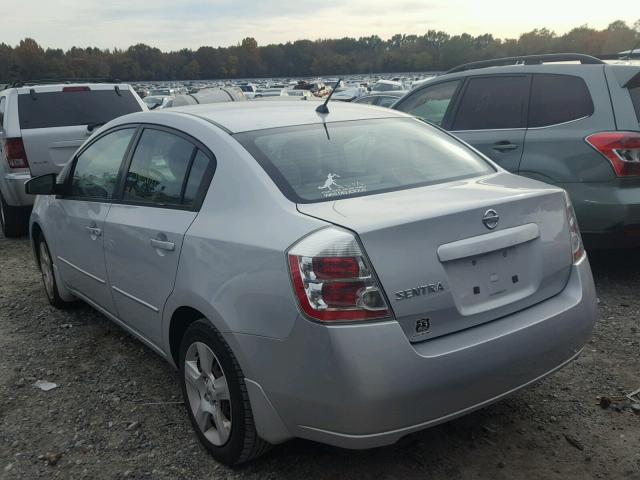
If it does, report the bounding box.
[87,122,106,132]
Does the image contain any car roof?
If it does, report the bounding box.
[413,63,611,86]
[166,100,407,133]
[10,83,132,94]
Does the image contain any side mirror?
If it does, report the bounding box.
[25,173,62,195]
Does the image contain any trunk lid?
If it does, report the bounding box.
[298,172,573,342]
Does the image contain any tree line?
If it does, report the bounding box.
[1,20,639,83]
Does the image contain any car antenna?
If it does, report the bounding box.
[315,78,341,114]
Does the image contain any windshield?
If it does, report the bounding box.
[18,89,142,129]
[236,118,494,203]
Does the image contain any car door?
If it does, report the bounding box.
[448,75,531,172]
[52,127,136,314]
[103,126,215,346]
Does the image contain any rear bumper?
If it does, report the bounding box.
[1,171,34,207]
[562,181,640,248]
[235,256,597,449]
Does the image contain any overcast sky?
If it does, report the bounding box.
[5,0,639,51]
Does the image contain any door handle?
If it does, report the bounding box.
[492,141,519,152]
[85,226,102,237]
[150,238,175,251]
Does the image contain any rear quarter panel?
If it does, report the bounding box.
[161,119,326,369]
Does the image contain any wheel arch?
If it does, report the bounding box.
[168,306,207,367]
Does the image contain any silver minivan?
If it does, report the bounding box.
[27,101,597,465]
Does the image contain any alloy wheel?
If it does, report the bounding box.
[184,341,232,446]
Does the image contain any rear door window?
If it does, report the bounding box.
[122,128,213,208]
[451,76,529,130]
[395,80,460,126]
[123,129,196,206]
[70,128,135,199]
[18,89,142,129]
[528,74,594,127]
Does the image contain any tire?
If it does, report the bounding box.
[36,236,74,309]
[179,319,271,465]
[0,191,29,238]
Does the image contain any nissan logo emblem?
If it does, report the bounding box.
[482,209,500,229]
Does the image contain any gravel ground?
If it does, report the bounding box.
[1,231,639,480]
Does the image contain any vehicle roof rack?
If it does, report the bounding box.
[10,77,122,88]
[445,53,605,74]
[598,51,640,61]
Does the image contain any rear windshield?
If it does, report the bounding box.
[18,89,142,129]
[630,86,640,125]
[236,118,494,203]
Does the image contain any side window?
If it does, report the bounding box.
[396,80,460,126]
[182,150,211,206]
[70,128,135,199]
[123,129,196,206]
[376,96,398,108]
[0,97,6,128]
[529,74,594,127]
[452,76,529,130]
[356,96,377,105]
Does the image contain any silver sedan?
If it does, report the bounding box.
[27,101,597,465]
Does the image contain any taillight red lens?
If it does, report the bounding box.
[287,227,390,322]
[585,132,640,177]
[312,256,360,279]
[4,138,29,169]
[321,281,365,307]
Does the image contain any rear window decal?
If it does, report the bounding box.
[318,173,367,198]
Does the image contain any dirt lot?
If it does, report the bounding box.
[0,231,639,480]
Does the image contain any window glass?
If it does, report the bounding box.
[529,74,594,127]
[452,76,529,130]
[182,150,210,206]
[354,96,377,105]
[396,81,460,126]
[236,118,493,203]
[18,89,142,129]
[376,96,398,108]
[70,128,134,199]
[629,85,640,126]
[123,129,195,205]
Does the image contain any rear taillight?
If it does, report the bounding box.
[4,138,29,169]
[287,227,390,322]
[585,132,640,177]
[564,192,584,263]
